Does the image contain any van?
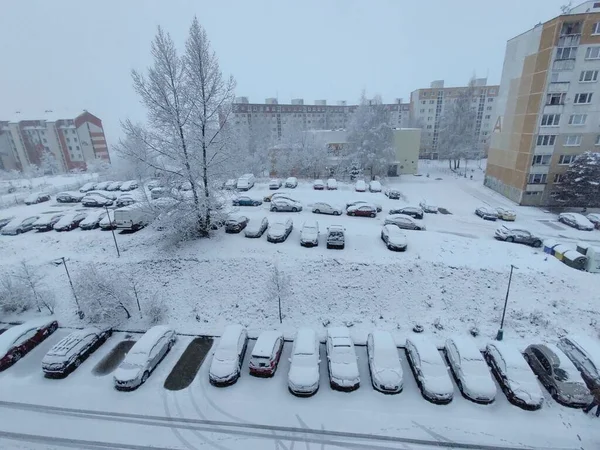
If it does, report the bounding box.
[237,174,255,191]
[114,205,153,231]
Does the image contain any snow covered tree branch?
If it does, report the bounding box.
[552,152,600,207]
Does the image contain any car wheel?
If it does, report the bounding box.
[142,371,149,384]
[505,236,514,243]
[457,379,463,392]
[549,386,557,398]
[532,240,542,248]
[16,229,21,235]
[12,351,22,363]
[49,322,58,333]
[349,212,355,216]
[314,209,320,214]
[334,211,340,216]
[74,358,81,368]
[292,207,298,212]
[370,213,376,218]
[270,207,276,212]
[168,339,174,350]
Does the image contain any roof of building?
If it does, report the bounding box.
[1,109,90,123]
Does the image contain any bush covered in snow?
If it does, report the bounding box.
[0,262,55,314]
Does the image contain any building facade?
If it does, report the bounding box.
[410,79,499,159]
[486,1,600,206]
[0,110,110,173]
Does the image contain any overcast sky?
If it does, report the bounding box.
[0,0,568,146]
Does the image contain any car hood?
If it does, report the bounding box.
[269,226,287,237]
[302,230,318,240]
[330,360,359,380]
[114,366,141,382]
[461,372,497,399]
[210,358,237,378]
[421,365,454,395]
[372,365,402,386]
[506,372,543,405]
[289,366,319,387]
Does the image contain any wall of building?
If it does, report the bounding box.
[392,128,420,174]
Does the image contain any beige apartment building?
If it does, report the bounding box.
[486,1,600,206]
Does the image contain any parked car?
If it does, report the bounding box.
[559,212,594,231]
[405,335,453,404]
[326,225,345,249]
[267,218,293,243]
[244,217,268,238]
[116,195,136,208]
[178,181,192,191]
[284,177,298,188]
[367,331,403,394]
[587,213,600,229]
[79,211,106,230]
[494,225,543,247]
[524,344,591,408]
[346,201,382,212]
[419,200,438,214]
[313,179,325,190]
[485,342,543,410]
[236,174,255,191]
[42,327,112,378]
[225,215,249,233]
[300,221,319,247]
[558,335,600,389]
[445,337,496,404]
[106,181,123,191]
[288,328,320,396]
[82,193,114,207]
[270,198,302,212]
[355,180,366,192]
[312,202,342,216]
[119,180,139,191]
[209,324,248,386]
[146,180,161,190]
[326,178,338,190]
[94,181,112,191]
[369,180,382,192]
[263,191,293,202]
[269,179,282,190]
[223,179,237,190]
[381,225,408,251]
[114,205,152,231]
[32,214,63,232]
[496,207,517,221]
[249,330,284,377]
[56,191,85,203]
[114,326,176,390]
[475,206,498,221]
[385,189,402,200]
[150,187,168,200]
[0,216,15,231]
[24,192,51,205]
[384,214,426,231]
[0,317,59,370]
[1,216,39,235]
[232,195,262,207]
[54,212,87,231]
[389,206,423,220]
[347,204,377,218]
[79,182,97,192]
[99,210,116,230]
[326,327,360,391]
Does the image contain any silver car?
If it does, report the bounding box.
[270,198,302,212]
[300,221,319,247]
[312,202,342,216]
[367,331,403,394]
[384,214,426,231]
[327,327,360,391]
[244,217,268,238]
[267,218,293,243]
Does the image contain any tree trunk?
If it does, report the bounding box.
[448,159,452,169]
[118,302,131,319]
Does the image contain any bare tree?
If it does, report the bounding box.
[0,274,32,314]
[270,260,290,324]
[15,262,55,314]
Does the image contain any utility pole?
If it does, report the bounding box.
[105,205,120,257]
[496,264,518,341]
[61,257,83,319]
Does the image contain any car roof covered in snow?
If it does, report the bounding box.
[486,342,528,369]
[217,324,245,350]
[44,327,103,359]
[129,325,173,355]
[447,336,484,360]
[0,317,56,355]
[387,214,414,221]
[294,328,317,354]
[328,327,351,339]
[252,331,283,357]
[371,330,399,358]
[562,335,600,368]
[406,335,441,363]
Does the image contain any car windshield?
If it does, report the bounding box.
[215,349,236,362]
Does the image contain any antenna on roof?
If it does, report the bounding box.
[560,1,573,14]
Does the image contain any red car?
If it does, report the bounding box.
[347,204,377,218]
[249,330,284,377]
[0,318,59,370]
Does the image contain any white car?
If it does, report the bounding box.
[312,202,342,216]
[367,331,403,394]
[270,198,302,212]
[53,212,87,231]
[32,214,63,232]
[24,192,51,205]
[113,326,176,391]
[94,181,112,191]
[558,335,600,388]
[269,179,282,190]
[288,328,320,396]
[445,337,496,404]
[586,213,600,229]
[106,181,123,191]
[326,178,338,190]
[244,217,268,238]
[209,324,248,386]
[82,193,114,207]
[326,327,360,391]
[79,210,106,230]
[284,177,298,188]
[558,212,594,231]
[369,180,382,192]
[313,179,325,190]
[485,342,544,410]
[496,207,517,221]
[1,216,39,235]
[381,224,408,251]
[79,182,97,192]
[87,190,118,200]
[120,180,139,191]
[300,221,319,247]
[384,214,426,231]
[419,200,438,213]
[267,218,293,243]
[56,191,85,203]
[355,180,366,192]
[405,335,453,404]
[99,210,116,230]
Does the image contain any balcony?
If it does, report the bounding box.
[553,59,575,71]
[547,82,570,93]
[558,34,580,47]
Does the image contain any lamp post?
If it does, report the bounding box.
[105,205,120,257]
[59,257,83,319]
[496,264,518,341]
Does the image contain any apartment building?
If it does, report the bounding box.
[0,110,110,173]
[410,79,499,159]
[486,1,600,206]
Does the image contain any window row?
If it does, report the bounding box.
[540,113,592,126]
[537,134,600,146]
[530,154,580,169]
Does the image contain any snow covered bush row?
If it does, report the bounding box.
[0,262,55,315]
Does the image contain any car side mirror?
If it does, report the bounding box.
[288,358,292,363]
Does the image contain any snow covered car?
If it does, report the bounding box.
[405,335,453,404]
[475,206,498,221]
[369,180,382,192]
[116,195,136,208]
[114,326,176,391]
[312,202,342,216]
[494,225,543,247]
[225,215,249,233]
[42,327,112,378]
[267,218,293,243]
[384,214,426,231]
[313,179,325,190]
[524,344,592,408]
[385,189,402,200]
[586,213,600,229]
[558,335,600,388]
[485,342,543,410]
[270,198,302,212]
[284,177,298,188]
[99,210,116,230]
[326,327,360,391]
[347,204,377,218]
[24,192,51,205]
[419,200,438,214]
[94,181,112,191]
[496,207,517,221]
[326,225,345,249]
[209,324,248,386]
[269,179,282,190]
[249,330,284,377]
[232,195,262,207]
[326,178,338,190]
[367,330,403,394]
[223,179,237,190]
[82,193,114,207]
[558,212,594,231]
[263,191,293,202]
[288,328,320,396]
[346,201,382,212]
[106,181,123,191]
[56,191,85,203]
[79,182,97,192]
[119,180,139,191]
[0,216,15,231]
[87,190,118,200]
[1,216,39,235]
[389,206,424,220]
[79,211,106,230]
[381,224,408,251]
[54,212,87,231]
[300,221,319,247]
[244,217,268,238]
[150,187,168,200]
[32,214,63,232]
[445,337,496,404]
[0,317,59,370]
[354,180,366,192]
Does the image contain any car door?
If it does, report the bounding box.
[151,336,166,369]
[533,349,552,387]
[446,342,461,379]
[14,329,37,352]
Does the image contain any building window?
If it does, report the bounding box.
[485,114,491,119]
[546,93,566,105]
[541,114,561,126]
[586,47,600,59]
[429,100,435,104]
[66,137,70,142]
[537,135,556,146]
[488,98,494,102]
[580,70,599,82]
[568,113,587,125]
[532,154,551,165]
[68,145,72,151]
[426,125,432,129]
[596,135,600,145]
[556,47,577,60]
[593,22,600,35]
[528,173,547,184]
[574,92,593,104]
[486,106,492,111]
[554,173,565,183]
[73,137,78,142]
[564,135,582,146]
[525,191,541,196]
[559,154,577,165]
[42,138,47,143]
[76,146,80,150]
[421,101,426,105]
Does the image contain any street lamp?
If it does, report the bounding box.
[496,264,518,341]
[105,205,120,257]
[54,257,84,319]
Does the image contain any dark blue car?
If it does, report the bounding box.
[232,196,262,207]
